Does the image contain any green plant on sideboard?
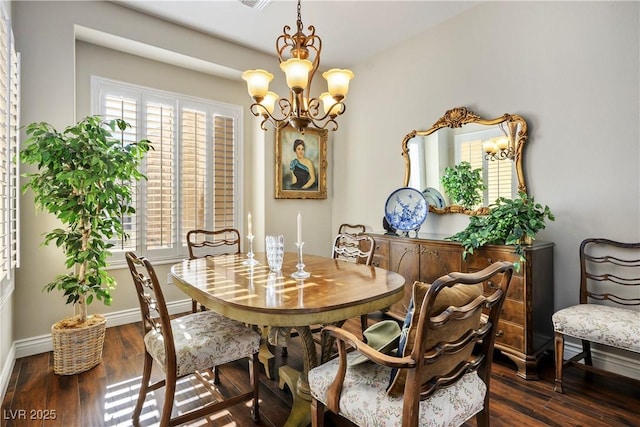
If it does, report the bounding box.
[446,191,554,270]
[440,161,486,209]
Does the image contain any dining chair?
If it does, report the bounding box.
[308,261,514,427]
[126,251,260,426]
[337,223,366,235]
[552,238,640,393]
[332,232,376,333]
[186,228,241,312]
[282,231,375,359]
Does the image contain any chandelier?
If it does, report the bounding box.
[483,121,518,161]
[242,0,354,133]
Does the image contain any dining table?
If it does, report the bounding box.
[170,251,405,427]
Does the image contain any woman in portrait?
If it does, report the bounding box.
[289,139,316,190]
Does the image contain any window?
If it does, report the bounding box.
[92,77,241,263]
[456,129,515,207]
[0,9,19,304]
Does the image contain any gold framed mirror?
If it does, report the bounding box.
[402,106,528,215]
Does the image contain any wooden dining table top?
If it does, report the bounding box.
[170,252,405,327]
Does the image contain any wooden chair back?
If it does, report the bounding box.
[406,262,513,414]
[186,228,241,260]
[338,223,366,235]
[332,233,375,265]
[125,252,176,369]
[579,238,640,306]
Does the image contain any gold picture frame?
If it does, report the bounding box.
[275,126,328,199]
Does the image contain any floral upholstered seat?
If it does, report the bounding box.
[144,310,261,377]
[308,351,486,427]
[552,304,640,353]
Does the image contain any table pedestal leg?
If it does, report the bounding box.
[278,325,316,427]
[259,342,275,380]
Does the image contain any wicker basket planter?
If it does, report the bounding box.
[51,314,107,375]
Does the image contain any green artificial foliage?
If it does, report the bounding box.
[446,191,554,270]
[21,116,151,323]
[440,161,486,209]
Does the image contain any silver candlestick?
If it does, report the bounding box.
[243,234,259,266]
[291,241,310,279]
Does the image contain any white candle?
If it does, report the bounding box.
[248,212,252,236]
[297,211,302,244]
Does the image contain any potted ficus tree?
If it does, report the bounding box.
[21,115,150,375]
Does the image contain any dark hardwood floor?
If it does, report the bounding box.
[2,315,639,427]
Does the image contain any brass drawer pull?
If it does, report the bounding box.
[487,280,498,290]
[495,330,505,337]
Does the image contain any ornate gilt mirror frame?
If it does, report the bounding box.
[401,106,528,215]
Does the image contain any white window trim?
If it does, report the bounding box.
[90,76,243,267]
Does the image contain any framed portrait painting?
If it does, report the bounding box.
[275,126,327,199]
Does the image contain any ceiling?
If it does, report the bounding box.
[115,0,480,69]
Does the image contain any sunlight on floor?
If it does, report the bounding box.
[102,373,237,426]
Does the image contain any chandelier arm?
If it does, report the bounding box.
[243,0,352,133]
[306,100,346,122]
[249,102,292,127]
[311,118,338,132]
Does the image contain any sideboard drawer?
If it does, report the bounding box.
[495,320,525,352]
[372,254,389,269]
[499,299,525,326]
[482,274,524,303]
[466,248,519,268]
[373,238,389,258]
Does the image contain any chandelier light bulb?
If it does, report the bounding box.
[242,69,274,101]
[320,92,337,115]
[496,137,509,150]
[260,91,279,115]
[280,58,313,92]
[323,68,354,99]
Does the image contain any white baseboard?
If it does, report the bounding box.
[13,299,192,359]
[563,339,640,381]
[0,343,15,403]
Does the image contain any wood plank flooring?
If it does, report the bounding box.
[2,315,639,427]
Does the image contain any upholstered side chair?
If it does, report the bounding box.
[552,238,640,393]
[126,251,260,426]
[308,261,514,427]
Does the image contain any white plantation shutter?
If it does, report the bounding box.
[181,108,207,241]
[8,33,19,273]
[0,16,8,283]
[92,77,241,261]
[213,115,236,230]
[486,152,513,203]
[146,102,175,251]
[0,9,19,300]
[102,94,140,251]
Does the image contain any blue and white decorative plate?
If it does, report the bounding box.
[384,187,428,232]
[422,187,446,209]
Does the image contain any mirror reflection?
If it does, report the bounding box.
[402,107,528,215]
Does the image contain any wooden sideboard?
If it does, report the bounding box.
[370,232,555,380]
